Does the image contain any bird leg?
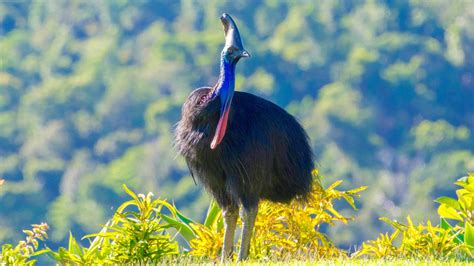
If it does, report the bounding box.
[237,205,258,261]
[221,206,238,263]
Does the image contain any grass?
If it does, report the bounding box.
[158,255,472,265]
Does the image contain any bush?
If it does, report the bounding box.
[47,185,179,264]
[354,217,471,259]
[436,172,474,249]
[355,173,474,260]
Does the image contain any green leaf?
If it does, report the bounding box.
[116,200,137,214]
[440,218,464,244]
[45,247,61,261]
[380,217,407,231]
[327,180,343,191]
[68,232,83,257]
[82,232,116,240]
[122,184,139,201]
[58,247,69,259]
[31,248,50,257]
[204,200,221,228]
[437,204,463,221]
[174,204,197,226]
[440,218,453,231]
[435,196,461,210]
[340,194,356,210]
[465,222,474,247]
[216,215,224,231]
[347,186,368,195]
[455,231,465,244]
[161,214,196,243]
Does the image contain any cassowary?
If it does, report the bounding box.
[175,13,313,261]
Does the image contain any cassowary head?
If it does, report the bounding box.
[220,13,250,63]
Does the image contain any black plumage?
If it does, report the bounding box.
[175,13,313,261]
[176,88,313,207]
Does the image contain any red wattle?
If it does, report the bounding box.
[210,108,230,149]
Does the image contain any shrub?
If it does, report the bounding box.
[355,173,474,260]
[47,185,179,264]
[354,217,471,259]
[436,172,474,249]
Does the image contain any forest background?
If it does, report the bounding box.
[1,0,473,250]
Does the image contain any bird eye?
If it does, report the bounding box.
[197,95,207,106]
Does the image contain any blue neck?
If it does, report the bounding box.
[211,55,235,98]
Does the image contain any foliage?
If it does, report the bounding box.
[436,173,474,224]
[436,173,474,249]
[187,200,224,258]
[47,185,179,264]
[0,223,49,265]
[355,175,474,260]
[4,174,474,264]
[189,170,367,260]
[188,222,224,259]
[42,178,366,263]
[354,217,471,259]
[46,232,108,264]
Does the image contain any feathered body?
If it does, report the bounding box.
[175,88,313,209]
